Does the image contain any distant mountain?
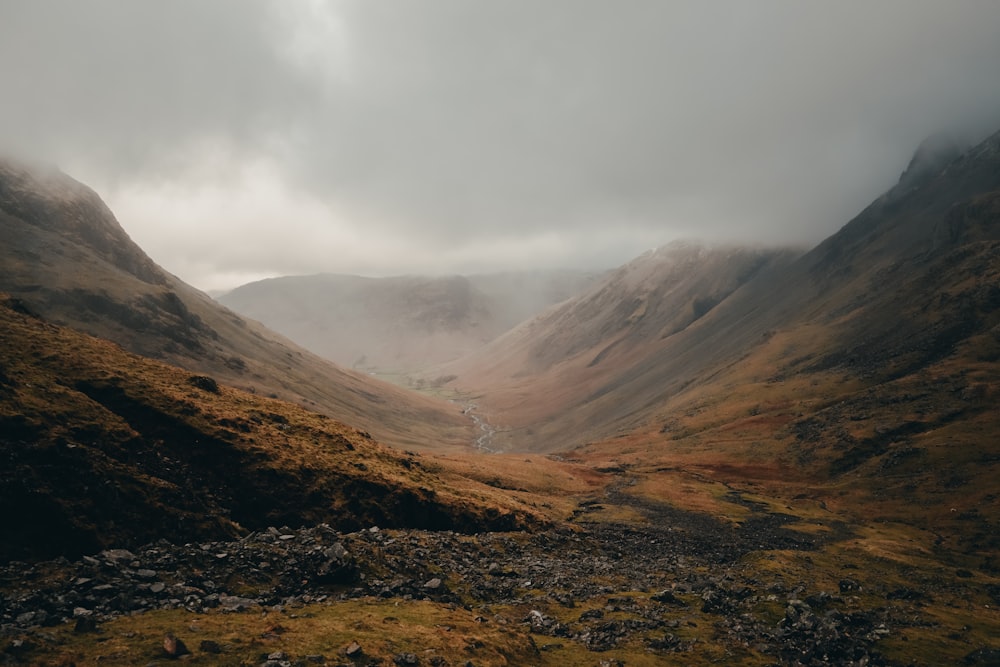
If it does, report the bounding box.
[440,129,1000,561]
[445,128,1000,456]
[442,241,802,448]
[0,160,471,450]
[219,270,600,373]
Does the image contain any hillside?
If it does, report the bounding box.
[3,134,1000,664]
[441,241,802,449]
[0,160,471,450]
[444,131,1000,457]
[437,128,1000,570]
[0,294,545,562]
[4,281,998,665]
[218,270,599,374]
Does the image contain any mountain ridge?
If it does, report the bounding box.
[0,159,472,451]
[440,129,1000,452]
[3,132,1000,664]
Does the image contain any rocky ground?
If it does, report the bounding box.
[0,482,940,666]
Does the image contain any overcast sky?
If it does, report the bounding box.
[2,1,1000,291]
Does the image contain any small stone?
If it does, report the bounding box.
[101,549,137,563]
[187,374,219,393]
[424,577,443,590]
[394,653,419,666]
[345,640,364,657]
[74,616,98,633]
[163,633,190,658]
[199,639,222,653]
[652,589,686,605]
[838,578,861,592]
[268,651,288,661]
[151,582,166,594]
[219,595,256,611]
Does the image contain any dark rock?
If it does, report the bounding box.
[394,652,419,665]
[101,548,136,563]
[651,589,686,605]
[200,640,222,654]
[648,633,681,650]
[839,578,861,592]
[187,374,220,393]
[163,633,190,658]
[887,587,927,601]
[964,646,1000,664]
[73,615,98,633]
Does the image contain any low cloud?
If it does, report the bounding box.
[3,1,1000,290]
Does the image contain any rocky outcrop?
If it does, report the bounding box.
[0,502,894,665]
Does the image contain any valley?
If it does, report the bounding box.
[2,129,1000,666]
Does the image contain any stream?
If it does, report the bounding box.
[462,402,499,453]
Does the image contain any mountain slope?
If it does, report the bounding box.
[0,294,542,562]
[442,242,802,449]
[218,270,599,374]
[444,129,1000,456]
[0,160,471,450]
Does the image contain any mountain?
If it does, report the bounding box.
[4,135,1000,664]
[446,130,1000,454]
[441,241,802,450]
[218,270,600,374]
[443,129,1000,559]
[0,160,471,450]
[0,294,541,562]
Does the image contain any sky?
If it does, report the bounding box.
[2,1,1000,292]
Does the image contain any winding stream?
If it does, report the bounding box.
[462,403,499,453]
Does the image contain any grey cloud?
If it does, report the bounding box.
[0,0,316,177]
[2,1,1000,288]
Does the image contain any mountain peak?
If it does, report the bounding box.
[0,159,165,285]
[897,132,966,188]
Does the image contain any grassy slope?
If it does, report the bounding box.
[4,282,1000,662]
[0,159,473,451]
[5,147,1000,662]
[0,295,553,562]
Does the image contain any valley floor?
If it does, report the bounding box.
[3,470,998,666]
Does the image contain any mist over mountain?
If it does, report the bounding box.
[4,1,1000,660]
[219,270,600,373]
[2,127,1000,664]
[441,129,1000,455]
[0,159,470,450]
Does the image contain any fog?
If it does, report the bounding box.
[2,1,1000,291]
